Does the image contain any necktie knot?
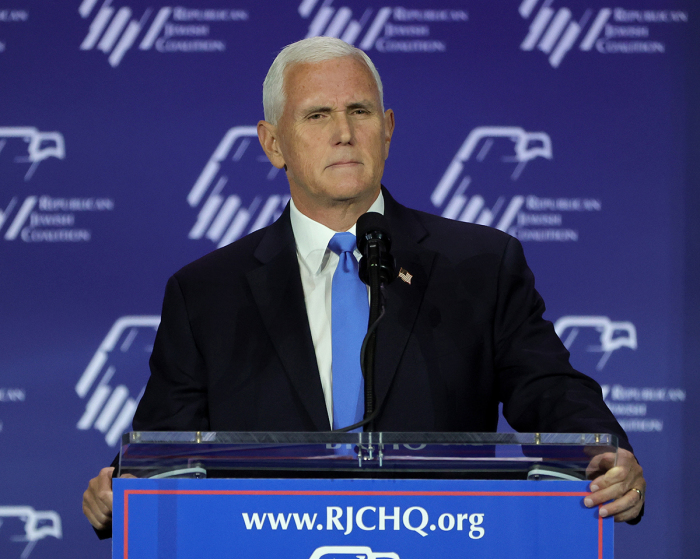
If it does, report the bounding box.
[328,232,357,255]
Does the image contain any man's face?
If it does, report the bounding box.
[260,56,394,219]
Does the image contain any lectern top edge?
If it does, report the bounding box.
[118,431,618,480]
[122,431,618,446]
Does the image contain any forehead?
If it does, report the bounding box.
[282,56,379,111]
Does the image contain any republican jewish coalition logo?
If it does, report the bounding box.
[0,8,29,54]
[0,127,115,243]
[432,126,604,242]
[300,0,391,49]
[0,506,61,559]
[78,0,248,67]
[309,546,399,559]
[75,316,159,446]
[0,127,65,181]
[554,315,637,371]
[518,0,688,68]
[431,126,552,232]
[188,127,289,248]
[299,0,468,53]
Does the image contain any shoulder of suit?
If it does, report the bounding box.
[173,225,270,283]
[399,204,515,253]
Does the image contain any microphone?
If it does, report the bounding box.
[353,212,395,432]
[356,212,395,285]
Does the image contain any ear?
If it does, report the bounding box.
[257,120,286,169]
[383,109,395,159]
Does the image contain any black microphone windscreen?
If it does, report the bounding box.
[356,212,391,253]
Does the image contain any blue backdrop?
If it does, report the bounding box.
[0,1,697,558]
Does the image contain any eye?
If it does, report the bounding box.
[308,113,325,120]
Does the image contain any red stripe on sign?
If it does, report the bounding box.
[124,489,589,497]
[124,493,129,559]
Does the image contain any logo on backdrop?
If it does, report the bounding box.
[0,127,65,181]
[0,388,25,403]
[188,127,289,248]
[0,506,61,559]
[78,0,249,67]
[0,8,30,54]
[1,128,116,243]
[600,383,685,434]
[553,313,685,434]
[430,126,600,242]
[298,0,468,53]
[518,0,688,68]
[309,546,399,559]
[0,388,25,436]
[0,195,114,243]
[76,316,159,446]
[554,315,637,371]
[0,388,25,438]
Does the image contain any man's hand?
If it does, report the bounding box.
[584,448,645,522]
[83,468,138,530]
[83,467,114,530]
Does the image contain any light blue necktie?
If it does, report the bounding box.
[328,232,368,431]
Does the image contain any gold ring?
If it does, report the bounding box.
[630,488,643,501]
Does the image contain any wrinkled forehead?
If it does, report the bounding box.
[282,55,380,103]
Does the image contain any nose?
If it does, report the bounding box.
[334,112,354,145]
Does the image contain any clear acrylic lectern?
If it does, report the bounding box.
[118,431,618,480]
[113,432,618,558]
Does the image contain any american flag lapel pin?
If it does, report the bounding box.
[398,267,413,285]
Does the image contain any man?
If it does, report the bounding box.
[83,37,645,535]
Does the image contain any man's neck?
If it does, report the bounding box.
[291,189,381,232]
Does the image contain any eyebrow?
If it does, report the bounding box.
[347,101,375,111]
[302,105,333,116]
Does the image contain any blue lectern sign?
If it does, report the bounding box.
[113,478,611,558]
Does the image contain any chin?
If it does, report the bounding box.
[327,183,377,201]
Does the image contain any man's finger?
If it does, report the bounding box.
[83,490,112,528]
[97,466,115,485]
[93,467,115,508]
[82,496,111,528]
[86,475,113,514]
[585,452,616,479]
[613,497,645,523]
[82,503,101,529]
[600,488,644,521]
[83,467,115,530]
[585,481,626,509]
[590,465,628,492]
[86,488,112,517]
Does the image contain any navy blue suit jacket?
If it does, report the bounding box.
[132,188,630,450]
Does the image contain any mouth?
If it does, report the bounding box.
[327,160,361,169]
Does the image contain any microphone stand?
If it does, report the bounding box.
[337,211,394,435]
[362,240,384,432]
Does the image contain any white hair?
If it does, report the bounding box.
[262,37,385,125]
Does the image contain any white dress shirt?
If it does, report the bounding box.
[289,192,385,426]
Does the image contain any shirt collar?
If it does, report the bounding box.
[290,191,385,274]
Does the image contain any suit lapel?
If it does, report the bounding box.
[246,208,330,431]
[373,189,436,414]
